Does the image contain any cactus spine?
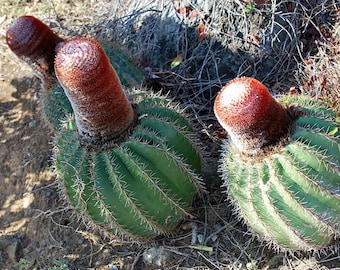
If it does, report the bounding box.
[214,77,340,251]
[54,38,203,238]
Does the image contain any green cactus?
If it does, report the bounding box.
[214,77,340,251]
[42,42,144,130]
[53,38,203,238]
[55,91,202,237]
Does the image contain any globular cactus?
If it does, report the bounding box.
[53,37,203,238]
[214,77,340,251]
[6,16,144,131]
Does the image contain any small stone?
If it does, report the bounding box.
[77,238,84,244]
[197,234,205,244]
[246,260,257,270]
[40,239,47,247]
[211,234,218,242]
[142,247,170,267]
[22,243,35,256]
[29,120,37,128]
[6,242,18,264]
[16,166,23,177]
[2,221,10,228]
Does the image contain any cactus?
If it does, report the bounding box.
[6,16,144,130]
[214,77,340,251]
[44,41,144,131]
[53,37,203,238]
[6,15,64,89]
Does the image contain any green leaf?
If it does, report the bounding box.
[245,2,255,13]
[170,54,183,69]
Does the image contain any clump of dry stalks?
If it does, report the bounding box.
[295,12,340,109]
[94,0,339,119]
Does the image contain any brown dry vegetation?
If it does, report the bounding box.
[0,0,339,269]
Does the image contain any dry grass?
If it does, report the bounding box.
[295,16,340,109]
[94,0,339,125]
[0,0,339,269]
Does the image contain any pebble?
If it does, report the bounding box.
[22,243,35,256]
[29,120,37,128]
[77,238,84,244]
[142,247,170,266]
[6,242,18,264]
[40,239,47,247]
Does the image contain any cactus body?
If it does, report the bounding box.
[215,78,340,251]
[55,92,202,238]
[53,38,202,238]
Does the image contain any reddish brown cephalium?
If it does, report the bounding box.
[214,77,291,154]
[6,16,64,86]
[55,37,134,148]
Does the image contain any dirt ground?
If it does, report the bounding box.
[0,1,339,269]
